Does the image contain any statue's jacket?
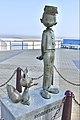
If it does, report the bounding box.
[41,29,55,54]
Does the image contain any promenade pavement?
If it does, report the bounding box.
[0,49,80,120]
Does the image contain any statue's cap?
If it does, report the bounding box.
[44,5,58,15]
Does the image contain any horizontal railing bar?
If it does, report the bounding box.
[0,40,62,51]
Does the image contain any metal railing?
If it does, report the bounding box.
[0,39,62,51]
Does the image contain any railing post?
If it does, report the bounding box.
[32,41,34,49]
[16,67,22,93]
[10,41,11,50]
[57,40,59,48]
[22,41,23,50]
[61,90,73,120]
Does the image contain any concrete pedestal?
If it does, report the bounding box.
[1,88,64,120]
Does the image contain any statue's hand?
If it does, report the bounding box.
[36,55,43,60]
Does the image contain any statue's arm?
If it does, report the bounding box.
[36,30,47,60]
[41,31,47,56]
[52,31,55,49]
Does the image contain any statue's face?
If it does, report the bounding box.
[41,14,57,27]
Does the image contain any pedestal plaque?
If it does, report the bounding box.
[1,88,64,120]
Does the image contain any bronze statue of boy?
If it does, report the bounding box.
[37,5,59,99]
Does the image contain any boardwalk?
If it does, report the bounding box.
[0,49,80,120]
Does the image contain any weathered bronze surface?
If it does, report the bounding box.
[20,68,32,105]
[7,68,38,105]
[7,84,21,103]
[20,68,38,105]
[38,5,59,99]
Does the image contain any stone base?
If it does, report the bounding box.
[1,88,64,120]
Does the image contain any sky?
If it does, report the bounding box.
[0,0,79,38]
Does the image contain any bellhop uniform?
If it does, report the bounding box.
[41,28,55,90]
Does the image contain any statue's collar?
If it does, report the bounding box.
[46,27,53,32]
[46,27,53,31]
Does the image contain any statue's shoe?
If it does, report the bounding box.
[40,89,51,99]
[7,84,21,103]
[48,85,59,94]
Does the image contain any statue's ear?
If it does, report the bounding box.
[40,18,42,23]
[25,67,28,73]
